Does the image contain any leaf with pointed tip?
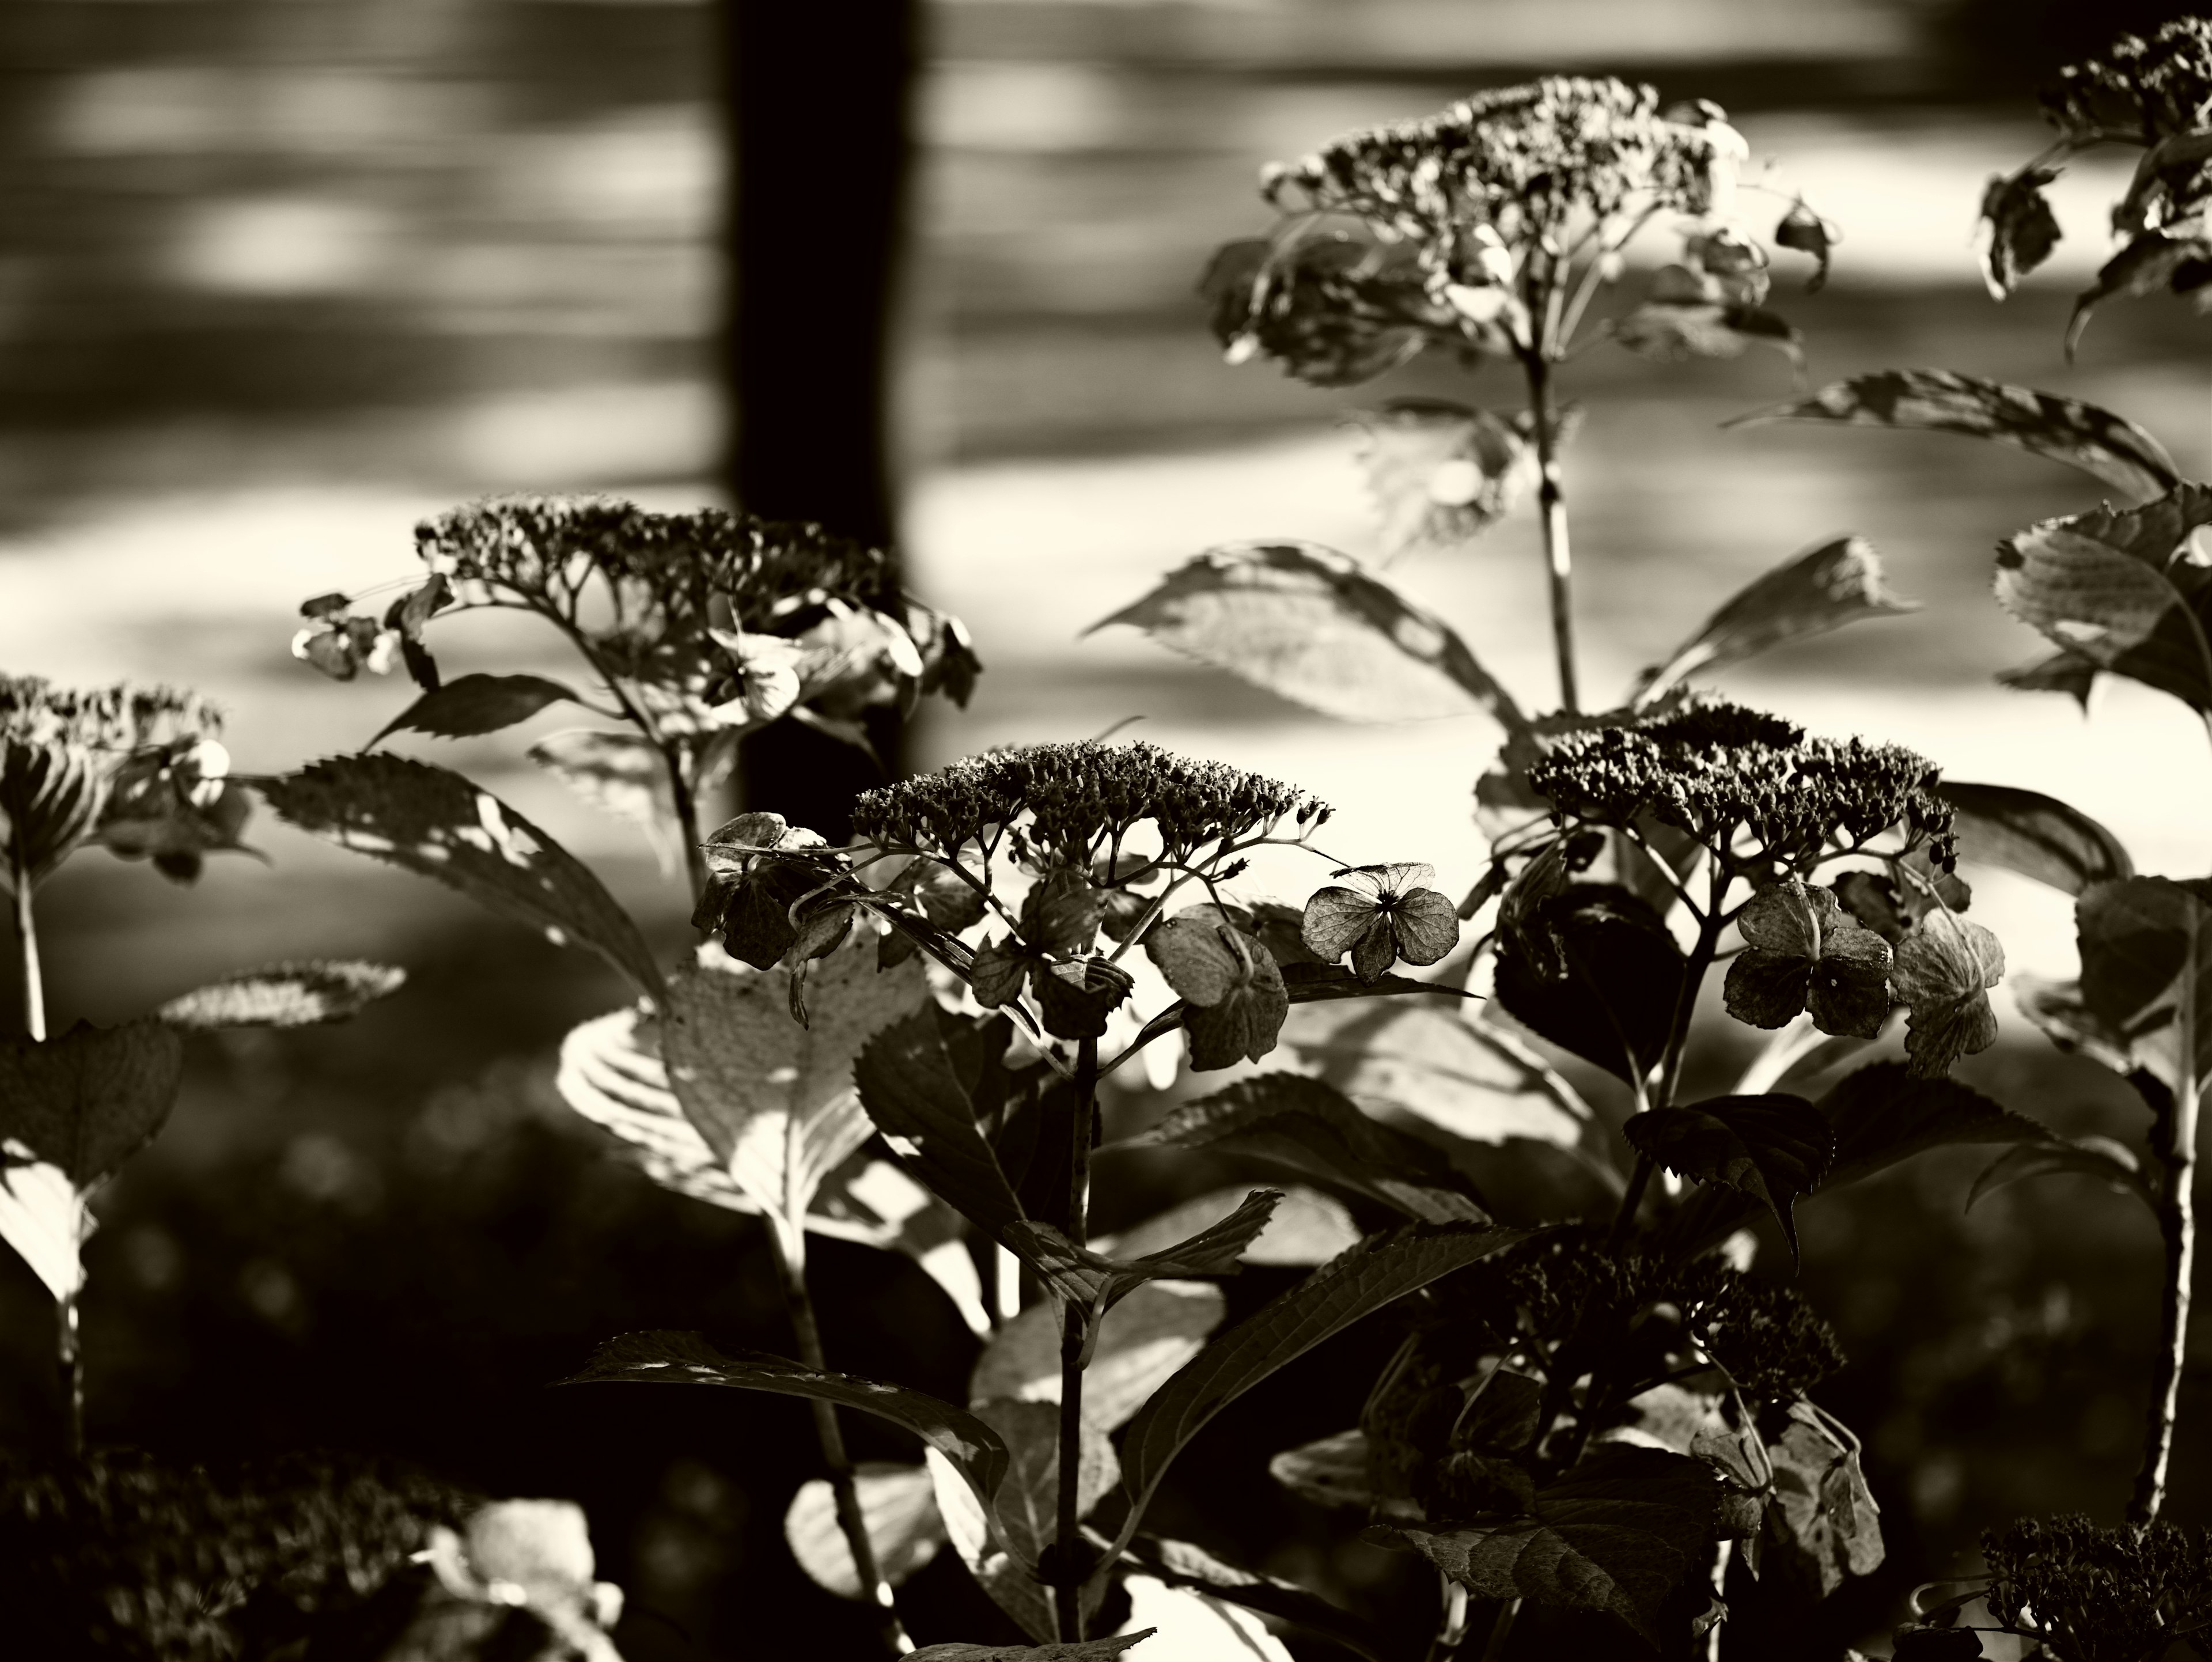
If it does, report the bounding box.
[1623,1095,1832,1261]
[1123,1534,1388,1662]
[1378,1446,1720,1645]
[1999,647,2101,708]
[1267,1429,1378,1513]
[785,1463,946,1600]
[1088,542,1527,730]
[660,933,929,1237]
[854,1004,1029,1240]
[1127,1074,1487,1223]
[2077,876,2212,1094]
[976,1399,1119,1573]
[1100,1185,1362,1268]
[369,672,578,747]
[1637,537,1916,702]
[1936,783,2133,897]
[1495,885,1685,1082]
[255,755,663,1001]
[529,729,680,874]
[1115,1221,1525,1538]
[971,1280,1226,1433]
[1730,370,2177,500]
[926,1448,1072,1643]
[2010,972,2139,1080]
[1821,1062,2046,1187]
[1966,1134,2153,1214]
[907,1637,1153,1662]
[564,1330,1006,1516]
[2069,232,2212,359]
[157,960,406,1029]
[1349,400,1537,559]
[1005,1191,1285,1315]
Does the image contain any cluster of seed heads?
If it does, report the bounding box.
[0,676,222,756]
[1982,1513,2212,1662]
[2043,17,2212,146]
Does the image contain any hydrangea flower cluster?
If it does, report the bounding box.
[1525,699,1956,873]
[849,740,1327,867]
[293,497,977,740]
[0,676,241,888]
[1979,1513,2212,1662]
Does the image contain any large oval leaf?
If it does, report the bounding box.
[369,672,579,746]
[1730,370,2179,500]
[1936,782,2133,896]
[256,755,663,1001]
[1089,543,1527,729]
[970,1279,1227,1433]
[785,1463,946,1600]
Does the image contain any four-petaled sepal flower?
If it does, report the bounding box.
[694,812,841,970]
[1302,863,1459,981]
[1143,906,1289,1069]
[1724,879,1893,1039]
[1891,911,2005,1078]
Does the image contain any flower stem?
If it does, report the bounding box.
[666,747,710,902]
[1479,1597,1522,1662]
[2130,982,2200,1527]
[1422,1577,1470,1661]
[1610,873,1729,1248]
[770,1225,913,1655]
[1522,353,1580,715]
[1053,1035,1100,1642]
[58,1290,82,1457]
[14,868,44,1042]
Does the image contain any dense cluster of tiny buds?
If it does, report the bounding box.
[1982,1514,2212,1662]
[2042,18,2212,146]
[849,740,1327,866]
[1667,1255,1844,1399]
[1263,78,1737,276]
[0,676,222,756]
[1525,699,1956,872]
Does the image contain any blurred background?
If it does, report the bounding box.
[5,0,2212,1655]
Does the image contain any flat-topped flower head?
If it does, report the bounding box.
[1983,1514,2212,1662]
[850,740,1326,866]
[1525,698,1955,872]
[1264,78,1743,275]
[2043,17,2212,145]
[0,676,240,888]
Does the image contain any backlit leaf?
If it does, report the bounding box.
[1088,542,1527,729]
[529,729,680,874]
[1732,370,2177,499]
[1892,914,2006,1077]
[978,1398,1119,1573]
[564,1330,1006,1518]
[1820,1062,2044,1187]
[1118,1574,1291,1661]
[1623,1095,1831,1261]
[907,1637,1152,1661]
[1123,1535,1388,1662]
[368,672,577,747]
[1966,1134,2153,1214]
[785,1463,946,1600]
[1115,1221,1524,1532]
[2077,876,2212,1092]
[1128,1074,1487,1223]
[1268,1429,1377,1513]
[1936,782,2133,896]
[157,960,405,1030]
[855,1004,1030,1240]
[1765,1408,1881,1596]
[1100,1185,1361,1268]
[1637,537,1916,702]
[256,755,664,1001]
[1348,400,1537,558]
[971,1279,1227,1433]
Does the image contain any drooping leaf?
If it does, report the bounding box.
[1118,1574,1292,1661]
[1381,1446,1721,1645]
[1613,301,1802,369]
[0,1020,186,1302]
[1494,885,1685,1081]
[2068,231,2212,359]
[1977,165,2063,298]
[785,1463,946,1600]
[564,1330,1006,1516]
[1003,1192,1285,1319]
[855,1004,1031,1240]
[1623,1095,1832,1260]
[907,1637,1152,1662]
[1115,1221,1525,1534]
[1820,1061,2045,1188]
[156,960,406,1030]
[1279,1000,1596,1154]
[1764,1406,1882,1597]
[529,729,680,874]
[1637,537,1916,702]
[256,755,664,1001]
[1999,646,2101,709]
[1966,1134,2153,1214]
[972,1279,1227,1433]
[1994,485,2212,712]
[1143,914,1289,1069]
[368,672,578,747]
[1892,914,2006,1077]
[1936,782,2133,896]
[1267,1429,1378,1513]
[1730,370,2177,500]
[1123,1534,1389,1662]
[660,934,929,1241]
[1348,400,1538,559]
[2077,876,2212,1092]
[1100,1185,1362,1268]
[1088,542,1527,730]
[1723,880,1893,1040]
[1127,1074,1487,1223]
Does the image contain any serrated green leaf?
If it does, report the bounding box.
[1127,1073,1486,1222]
[1821,1062,2045,1187]
[2078,876,2212,1093]
[1114,1221,1524,1542]
[1101,1185,1361,1268]
[157,959,406,1030]
[1005,1192,1284,1317]
[565,1330,1006,1517]
[1624,1095,1831,1261]
[1730,370,2177,499]
[1088,542,1527,730]
[908,1637,1153,1662]
[1637,536,1916,702]
[785,1463,946,1600]
[854,1003,1029,1240]
[971,1279,1225,1433]
[368,672,577,747]
[255,755,663,1001]
[1937,782,2133,897]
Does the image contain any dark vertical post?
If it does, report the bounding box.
[722,0,917,839]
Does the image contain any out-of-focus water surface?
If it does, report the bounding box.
[4,2,2210,1655]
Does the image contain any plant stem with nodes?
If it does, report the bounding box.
[1053,1034,1101,1642]
[1521,351,1580,715]
[770,1226,914,1655]
[14,865,44,1043]
[12,870,77,1457]
[2131,976,2201,1527]
[1423,1577,1471,1661]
